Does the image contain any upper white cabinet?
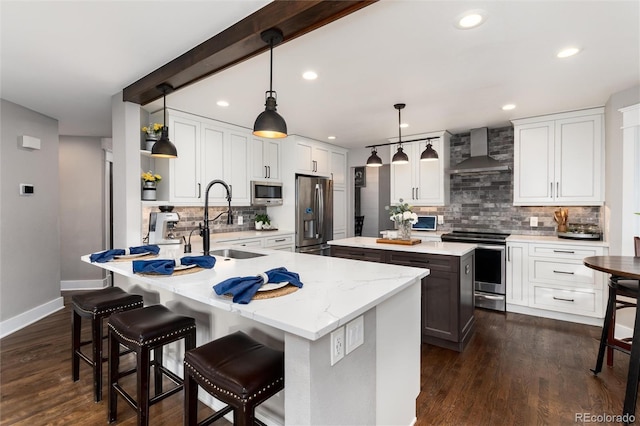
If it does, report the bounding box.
[295,137,330,176]
[251,137,280,181]
[153,109,250,206]
[389,131,451,206]
[330,149,347,188]
[512,107,604,206]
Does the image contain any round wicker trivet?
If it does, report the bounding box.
[222,284,299,300]
[111,254,159,262]
[136,266,205,277]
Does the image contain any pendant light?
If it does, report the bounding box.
[366,147,383,167]
[151,83,178,158]
[391,103,409,164]
[420,139,439,161]
[253,28,287,139]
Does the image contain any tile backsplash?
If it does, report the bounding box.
[413,126,601,235]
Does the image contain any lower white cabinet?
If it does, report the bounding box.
[216,233,294,252]
[506,239,608,323]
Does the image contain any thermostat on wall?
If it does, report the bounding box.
[20,184,34,196]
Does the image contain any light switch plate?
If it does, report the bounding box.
[530,217,538,227]
[346,315,364,354]
[437,215,444,225]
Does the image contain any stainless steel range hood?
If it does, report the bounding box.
[448,127,511,174]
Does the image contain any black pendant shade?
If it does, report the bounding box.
[151,83,178,158]
[253,28,287,139]
[420,142,439,161]
[366,148,383,167]
[392,146,409,164]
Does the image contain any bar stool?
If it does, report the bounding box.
[183,331,284,426]
[107,304,196,426]
[71,287,143,402]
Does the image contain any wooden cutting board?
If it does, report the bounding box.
[376,238,422,245]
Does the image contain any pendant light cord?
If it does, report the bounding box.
[398,106,402,147]
[269,36,274,95]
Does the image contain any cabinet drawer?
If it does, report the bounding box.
[330,246,386,263]
[388,252,454,273]
[531,285,600,317]
[229,238,263,248]
[529,258,598,288]
[529,244,603,260]
[264,234,293,248]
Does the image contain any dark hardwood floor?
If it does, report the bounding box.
[0,293,632,425]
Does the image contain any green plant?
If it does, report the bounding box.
[385,198,418,224]
[255,213,270,225]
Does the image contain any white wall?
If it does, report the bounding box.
[0,99,63,334]
[59,136,105,287]
[605,84,640,254]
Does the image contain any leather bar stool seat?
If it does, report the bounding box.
[184,331,284,426]
[108,304,196,426]
[71,287,143,402]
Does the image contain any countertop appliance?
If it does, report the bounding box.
[295,175,333,256]
[557,223,602,240]
[441,230,510,312]
[149,210,181,245]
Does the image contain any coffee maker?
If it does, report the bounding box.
[148,207,180,245]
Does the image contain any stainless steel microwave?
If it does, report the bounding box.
[251,181,283,206]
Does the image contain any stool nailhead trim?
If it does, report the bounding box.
[184,360,283,402]
[108,324,196,347]
[74,300,143,318]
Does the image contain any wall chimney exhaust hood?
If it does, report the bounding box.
[448,127,511,174]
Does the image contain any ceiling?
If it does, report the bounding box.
[2,1,639,150]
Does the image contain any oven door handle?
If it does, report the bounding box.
[476,245,506,251]
[476,294,505,300]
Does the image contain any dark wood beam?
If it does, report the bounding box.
[123,0,377,105]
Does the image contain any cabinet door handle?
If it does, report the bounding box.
[412,188,415,199]
[553,250,575,254]
[553,296,575,302]
[507,246,511,262]
[550,182,553,198]
[268,166,271,178]
[265,166,268,178]
[415,187,419,199]
[198,183,201,198]
[275,238,286,242]
[556,181,559,196]
[553,270,575,275]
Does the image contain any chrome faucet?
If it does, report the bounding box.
[200,179,232,256]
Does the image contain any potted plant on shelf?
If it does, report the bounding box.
[141,171,162,201]
[255,213,270,230]
[385,199,418,240]
[142,123,163,151]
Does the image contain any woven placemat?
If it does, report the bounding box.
[222,284,299,301]
[135,266,205,277]
[111,254,159,262]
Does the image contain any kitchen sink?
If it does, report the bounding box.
[208,248,266,259]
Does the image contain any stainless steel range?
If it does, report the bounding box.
[441,231,510,312]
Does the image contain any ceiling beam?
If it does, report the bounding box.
[123,0,377,105]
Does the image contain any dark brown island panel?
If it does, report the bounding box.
[331,245,475,351]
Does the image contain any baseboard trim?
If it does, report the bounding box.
[60,278,108,291]
[506,304,604,327]
[0,297,65,339]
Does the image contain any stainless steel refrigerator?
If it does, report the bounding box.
[295,175,333,256]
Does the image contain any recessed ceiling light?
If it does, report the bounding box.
[502,104,516,111]
[216,100,229,107]
[557,47,581,58]
[302,71,318,80]
[455,10,486,29]
[400,123,409,128]
[327,136,336,140]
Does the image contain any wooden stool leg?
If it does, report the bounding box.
[235,405,255,426]
[607,304,617,367]
[184,369,198,426]
[592,284,616,375]
[138,347,151,426]
[92,315,103,402]
[623,297,640,418]
[72,310,81,382]
[153,347,163,396]
[108,329,119,423]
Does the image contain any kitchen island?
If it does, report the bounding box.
[83,242,428,425]
[329,237,477,351]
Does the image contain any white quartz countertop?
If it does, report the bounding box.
[209,229,294,241]
[328,237,476,256]
[507,234,609,247]
[82,243,428,341]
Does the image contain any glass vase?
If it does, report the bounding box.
[396,221,412,240]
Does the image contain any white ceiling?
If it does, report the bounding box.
[2,1,639,150]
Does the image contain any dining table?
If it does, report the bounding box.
[584,255,640,421]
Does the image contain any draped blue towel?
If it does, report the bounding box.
[180,255,216,269]
[90,245,160,263]
[133,259,175,275]
[213,267,303,304]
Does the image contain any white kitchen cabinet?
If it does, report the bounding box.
[330,149,347,188]
[389,131,451,206]
[215,232,295,252]
[251,137,280,181]
[506,242,528,307]
[154,109,250,206]
[512,107,604,206]
[295,137,330,176]
[333,186,346,240]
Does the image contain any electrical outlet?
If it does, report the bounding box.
[437,215,444,225]
[238,215,243,225]
[530,216,538,227]
[346,316,364,354]
[330,326,345,365]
